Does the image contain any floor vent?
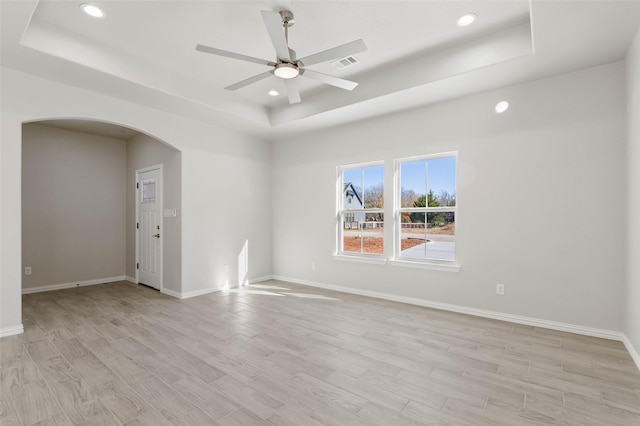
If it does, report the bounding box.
[331,55,359,69]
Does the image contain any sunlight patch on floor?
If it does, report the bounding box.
[249,284,291,290]
[227,289,284,296]
[281,292,340,301]
[225,284,342,301]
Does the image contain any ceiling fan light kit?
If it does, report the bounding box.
[274,63,299,79]
[196,9,367,104]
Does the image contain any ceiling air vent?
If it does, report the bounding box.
[331,55,359,70]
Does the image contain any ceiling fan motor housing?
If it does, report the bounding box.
[279,10,294,27]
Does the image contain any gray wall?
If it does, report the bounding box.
[126,133,181,292]
[22,123,126,289]
[272,61,626,331]
[626,28,640,357]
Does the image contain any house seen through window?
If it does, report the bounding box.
[338,163,384,255]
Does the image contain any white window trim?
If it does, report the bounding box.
[333,254,387,265]
[389,259,460,272]
[335,161,386,262]
[393,151,460,269]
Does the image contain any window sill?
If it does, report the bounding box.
[333,254,387,265]
[390,259,461,272]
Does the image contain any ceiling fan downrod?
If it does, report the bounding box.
[279,10,294,45]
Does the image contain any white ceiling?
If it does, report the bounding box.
[2,1,640,138]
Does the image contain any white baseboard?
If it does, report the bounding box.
[162,287,218,299]
[160,283,221,299]
[125,276,137,284]
[622,335,640,371]
[0,324,24,338]
[161,275,275,300]
[272,275,624,342]
[249,275,275,285]
[22,276,128,294]
[160,288,183,299]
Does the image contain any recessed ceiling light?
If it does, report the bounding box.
[80,4,105,18]
[268,90,279,97]
[457,13,477,27]
[495,101,509,114]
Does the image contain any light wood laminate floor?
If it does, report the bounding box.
[1,280,639,425]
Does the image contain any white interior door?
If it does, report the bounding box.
[137,167,162,290]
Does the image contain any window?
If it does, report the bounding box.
[396,153,457,263]
[141,178,156,203]
[337,162,384,256]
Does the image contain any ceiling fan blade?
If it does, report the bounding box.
[196,44,274,66]
[284,78,301,104]
[297,39,367,67]
[301,69,358,91]
[224,71,274,91]
[261,10,291,61]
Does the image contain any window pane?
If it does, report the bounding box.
[342,212,384,254]
[400,212,427,258]
[339,163,384,256]
[142,179,156,203]
[343,168,363,209]
[400,211,455,260]
[363,165,384,208]
[400,161,426,208]
[426,211,455,260]
[342,210,364,229]
[427,157,456,207]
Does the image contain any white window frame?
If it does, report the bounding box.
[335,161,386,264]
[392,152,460,272]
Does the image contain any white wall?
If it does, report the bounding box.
[179,126,273,294]
[0,67,272,335]
[126,134,181,292]
[272,61,626,332]
[22,124,126,289]
[626,28,640,358]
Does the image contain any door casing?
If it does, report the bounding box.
[135,164,163,291]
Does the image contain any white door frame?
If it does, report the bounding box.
[135,164,163,291]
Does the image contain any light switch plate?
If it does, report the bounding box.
[163,208,177,218]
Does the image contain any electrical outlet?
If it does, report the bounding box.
[223,264,229,273]
[24,266,32,275]
[496,283,505,295]
[311,262,316,271]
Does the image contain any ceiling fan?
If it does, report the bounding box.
[196,10,367,104]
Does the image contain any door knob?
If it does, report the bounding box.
[153,233,160,238]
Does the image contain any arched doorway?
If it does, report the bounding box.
[21,119,182,298]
